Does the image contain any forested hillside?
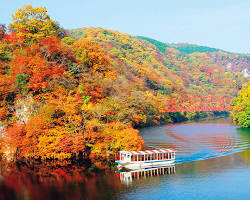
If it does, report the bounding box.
[69,27,248,96]
[136,36,249,74]
[0,6,248,162]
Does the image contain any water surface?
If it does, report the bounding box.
[140,118,250,164]
[0,118,250,200]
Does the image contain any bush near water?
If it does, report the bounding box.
[231,81,250,128]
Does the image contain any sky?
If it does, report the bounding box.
[1,0,250,54]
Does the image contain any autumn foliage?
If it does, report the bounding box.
[0,5,248,161]
[231,81,250,128]
[9,5,63,41]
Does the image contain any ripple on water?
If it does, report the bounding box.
[140,121,250,164]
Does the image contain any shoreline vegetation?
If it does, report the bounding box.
[0,5,248,163]
[231,81,250,128]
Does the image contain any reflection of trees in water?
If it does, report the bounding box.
[238,128,250,163]
[240,150,250,163]
[0,160,121,200]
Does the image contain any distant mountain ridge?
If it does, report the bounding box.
[136,35,249,73]
[137,36,224,54]
[137,36,249,55]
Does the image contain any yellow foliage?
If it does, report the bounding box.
[92,122,144,155]
[9,5,59,41]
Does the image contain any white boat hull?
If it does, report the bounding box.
[116,159,174,170]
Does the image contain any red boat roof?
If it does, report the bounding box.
[121,149,175,155]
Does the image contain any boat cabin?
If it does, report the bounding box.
[118,149,175,162]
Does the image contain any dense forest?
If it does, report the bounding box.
[0,5,248,161]
[136,36,249,73]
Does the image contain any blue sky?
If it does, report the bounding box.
[1,0,250,53]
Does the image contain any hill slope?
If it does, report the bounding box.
[135,36,249,73]
[69,27,248,97]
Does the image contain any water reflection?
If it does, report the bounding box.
[117,165,176,185]
[0,161,121,200]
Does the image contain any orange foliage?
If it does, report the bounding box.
[73,40,114,77]
[10,51,65,90]
[0,106,9,121]
[0,124,25,158]
[91,122,144,156]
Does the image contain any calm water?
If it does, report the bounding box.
[1,118,250,200]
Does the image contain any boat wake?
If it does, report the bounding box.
[140,122,250,165]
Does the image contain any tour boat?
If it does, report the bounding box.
[115,149,176,169]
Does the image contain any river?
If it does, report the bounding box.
[0,118,250,200]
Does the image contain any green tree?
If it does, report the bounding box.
[231,81,250,128]
[61,36,76,46]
